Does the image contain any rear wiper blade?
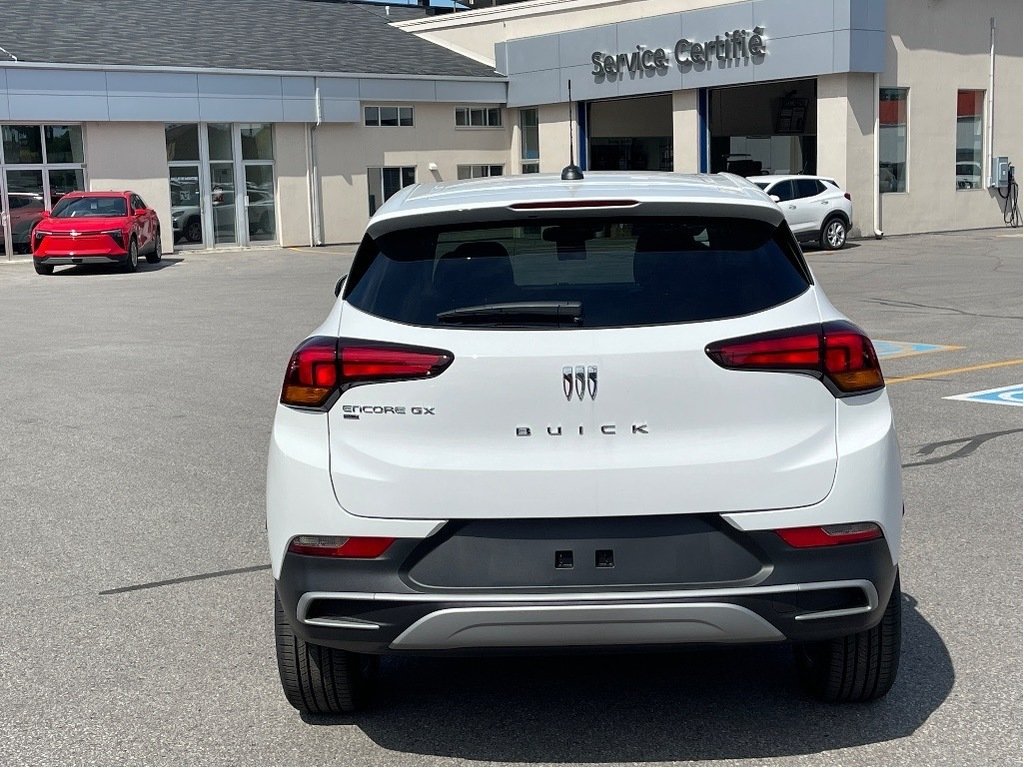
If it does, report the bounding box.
[437,301,583,326]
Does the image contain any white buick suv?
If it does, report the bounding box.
[268,170,903,713]
[751,175,854,250]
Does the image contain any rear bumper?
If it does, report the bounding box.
[276,530,897,655]
[34,255,126,265]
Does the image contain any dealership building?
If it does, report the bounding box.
[0,0,1019,259]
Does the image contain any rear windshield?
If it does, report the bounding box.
[50,196,127,218]
[344,217,810,329]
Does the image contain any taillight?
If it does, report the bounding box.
[341,346,451,382]
[705,321,883,396]
[287,535,395,558]
[844,192,852,201]
[281,336,339,408]
[280,337,453,410]
[822,324,884,393]
[775,523,882,548]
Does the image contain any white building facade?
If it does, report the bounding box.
[0,0,1019,260]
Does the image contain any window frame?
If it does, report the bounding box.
[455,105,504,130]
[519,107,540,173]
[364,105,415,128]
[456,164,504,180]
[879,87,909,194]
[955,89,986,192]
[367,165,417,215]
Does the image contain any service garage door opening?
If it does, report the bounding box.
[709,79,817,177]
[586,94,674,172]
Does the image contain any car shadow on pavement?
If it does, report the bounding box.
[302,592,952,763]
[49,257,185,276]
[801,241,863,254]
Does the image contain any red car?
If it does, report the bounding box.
[31,191,162,275]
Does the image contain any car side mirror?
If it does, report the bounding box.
[334,274,347,297]
[134,208,147,217]
[39,209,50,218]
[769,195,781,203]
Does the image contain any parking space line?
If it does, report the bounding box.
[887,358,1023,384]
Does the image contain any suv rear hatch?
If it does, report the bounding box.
[327,213,836,520]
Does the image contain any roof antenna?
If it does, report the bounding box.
[561,80,584,181]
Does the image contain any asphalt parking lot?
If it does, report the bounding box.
[0,228,1020,766]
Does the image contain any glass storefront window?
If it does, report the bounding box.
[3,126,43,164]
[47,169,86,205]
[44,126,85,164]
[879,88,908,193]
[209,162,236,244]
[0,124,85,259]
[166,124,200,162]
[240,124,274,160]
[207,124,234,161]
[520,108,539,173]
[955,90,985,190]
[6,169,45,254]
[245,164,276,242]
[169,165,205,245]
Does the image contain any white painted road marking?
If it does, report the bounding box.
[944,384,1024,407]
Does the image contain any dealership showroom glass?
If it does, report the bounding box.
[0,0,1018,260]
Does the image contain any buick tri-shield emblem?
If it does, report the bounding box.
[563,365,597,401]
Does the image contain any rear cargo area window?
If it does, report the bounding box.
[344,218,810,328]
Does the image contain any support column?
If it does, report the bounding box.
[672,90,700,173]
[817,73,875,238]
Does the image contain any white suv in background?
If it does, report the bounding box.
[268,170,903,714]
[751,175,853,250]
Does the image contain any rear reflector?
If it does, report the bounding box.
[280,337,453,410]
[775,523,882,548]
[705,320,884,396]
[288,535,396,558]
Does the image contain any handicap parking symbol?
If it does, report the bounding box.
[944,384,1024,407]
[873,340,960,359]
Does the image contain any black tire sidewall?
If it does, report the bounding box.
[125,240,139,272]
[796,569,902,702]
[146,234,162,264]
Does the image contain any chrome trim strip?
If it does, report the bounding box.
[793,581,878,621]
[296,594,382,630]
[297,579,877,607]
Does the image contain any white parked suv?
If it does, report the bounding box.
[268,170,903,713]
[751,175,853,250]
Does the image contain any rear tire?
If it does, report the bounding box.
[146,233,162,264]
[820,216,848,250]
[274,589,377,714]
[796,570,902,702]
[34,261,54,275]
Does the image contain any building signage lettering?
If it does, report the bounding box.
[591,27,766,75]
